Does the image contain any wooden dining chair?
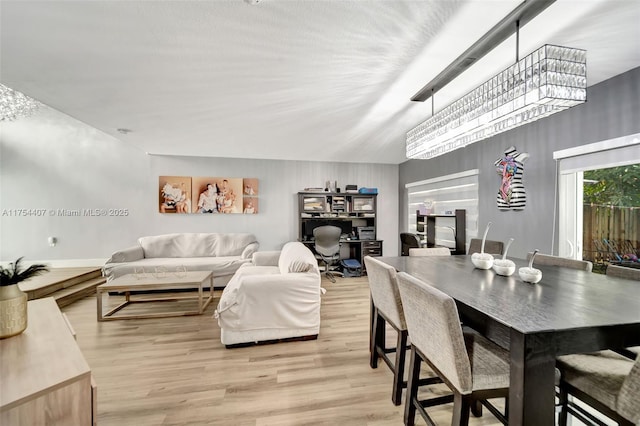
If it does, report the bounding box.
[607,264,640,281]
[408,247,451,257]
[467,238,503,256]
[396,271,509,426]
[526,252,593,272]
[557,351,640,426]
[364,256,440,405]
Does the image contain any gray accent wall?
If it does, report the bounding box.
[1,106,398,264]
[399,66,640,259]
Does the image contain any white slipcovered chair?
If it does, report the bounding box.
[214,241,323,347]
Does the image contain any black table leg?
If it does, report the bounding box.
[508,330,557,425]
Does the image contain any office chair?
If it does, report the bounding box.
[313,225,343,283]
[400,233,421,256]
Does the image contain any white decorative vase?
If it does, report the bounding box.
[519,249,543,284]
[0,284,28,339]
[471,222,494,270]
[493,238,516,276]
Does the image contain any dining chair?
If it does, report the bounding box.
[605,264,640,358]
[313,225,343,283]
[408,247,451,257]
[364,256,425,405]
[396,271,509,426]
[607,263,640,281]
[467,238,504,256]
[557,350,640,426]
[400,233,422,256]
[526,252,593,272]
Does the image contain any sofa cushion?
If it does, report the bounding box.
[278,242,318,275]
[138,233,257,258]
[106,245,144,263]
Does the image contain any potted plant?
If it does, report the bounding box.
[0,257,48,338]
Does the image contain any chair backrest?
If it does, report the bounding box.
[313,225,341,257]
[468,238,504,255]
[364,256,406,329]
[400,233,421,256]
[617,356,640,423]
[607,264,640,281]
[526,252,593,272]
[396,271,472,394]
[409,247,451,257]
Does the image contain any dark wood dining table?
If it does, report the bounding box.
[377,255,640,425]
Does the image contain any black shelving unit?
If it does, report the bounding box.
[416,209,466,255]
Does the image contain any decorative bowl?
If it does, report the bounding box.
[493,258,516,276]
[493,238,515,276]
[471,252,494,270]
[518,266,542,283]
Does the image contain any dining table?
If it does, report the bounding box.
[377,255,640,426]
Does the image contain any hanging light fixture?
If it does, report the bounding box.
[406,45,586,160]
[0,83,42,122]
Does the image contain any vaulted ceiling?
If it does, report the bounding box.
[1,0,638,164]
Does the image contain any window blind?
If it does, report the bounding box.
[406,169,479,249]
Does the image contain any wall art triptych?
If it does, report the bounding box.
[159,176,259,214]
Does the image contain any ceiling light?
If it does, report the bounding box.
[0,83,42,122]
[406,44,586,160]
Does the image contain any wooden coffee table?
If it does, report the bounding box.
[97,271,214,321]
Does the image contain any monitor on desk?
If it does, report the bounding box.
[303,219,353,241]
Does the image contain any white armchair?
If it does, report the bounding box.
[214,242,322,347]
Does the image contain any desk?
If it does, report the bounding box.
[377,255,640,426]
[302,239,383,270]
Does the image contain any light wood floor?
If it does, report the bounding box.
[62,276,507,426]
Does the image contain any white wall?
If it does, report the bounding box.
[0,106,399,265]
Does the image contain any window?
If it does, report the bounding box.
[406,169,479,248]
[554,133,640,262]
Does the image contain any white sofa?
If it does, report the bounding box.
[103,233,259,287]
[215,241,322,347]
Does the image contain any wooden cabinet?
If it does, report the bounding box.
[416,209,466,255]
[299,192,382,270]
[298,192,378,241]
[1,298,96,425]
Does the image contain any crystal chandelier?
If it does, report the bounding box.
[406,45,587,160]
[0,83,42,122]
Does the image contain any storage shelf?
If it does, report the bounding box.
[416,209,466,255]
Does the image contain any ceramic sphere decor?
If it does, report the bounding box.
[0,257,48,339]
